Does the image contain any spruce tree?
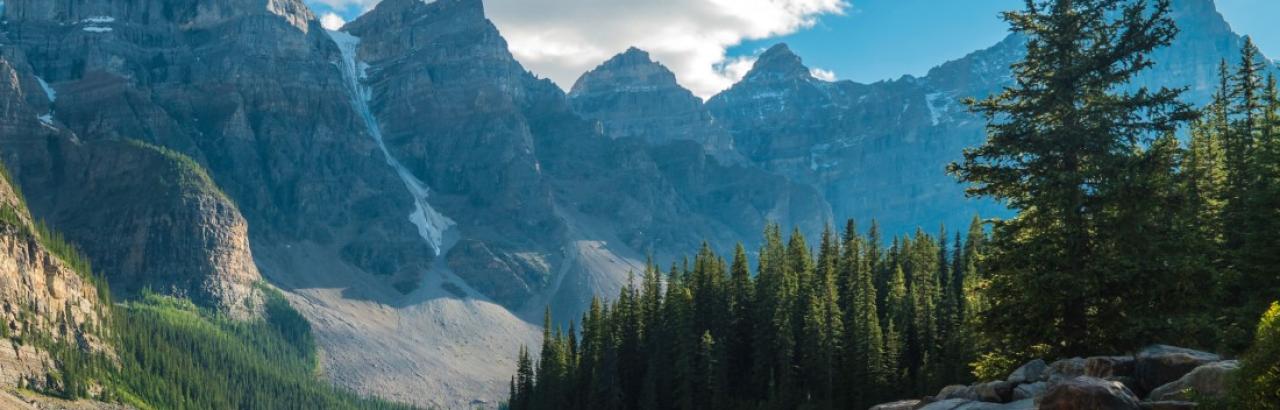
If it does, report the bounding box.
[840,224,885,408]
[949,0,1193,356]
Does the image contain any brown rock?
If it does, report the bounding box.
[870,399,921,410]
[975,380,1015,403]
[1040,376,1142,410]
[1134,345,1221,393]
[1087,356,1137,379]
[1148,360,1239,401]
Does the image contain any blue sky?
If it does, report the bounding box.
[732,0,1280,84]
[306,0,1279,95]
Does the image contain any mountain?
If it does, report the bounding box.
[0,0,1273,407]
[709,0,1276,235]
[0,0,828,406]
[0,57,109,392]
[569,47,737,159]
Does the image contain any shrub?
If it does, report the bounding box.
[1232,302,1280,409]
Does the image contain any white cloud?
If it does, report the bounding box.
[810,67,837,82]
[306,0,846,99]
[487,0,847,98]
[309,0,380,14]
[320,12,347,31]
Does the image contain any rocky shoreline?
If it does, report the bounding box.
[873,345,1240,410]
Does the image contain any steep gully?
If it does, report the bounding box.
[327,30,455,257]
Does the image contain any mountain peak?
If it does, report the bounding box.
[605,47,654,67]
[569,47,681,97]
[354,0,485,29]
[745,43,811,82]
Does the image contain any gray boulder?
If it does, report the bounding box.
[1012,381,1047,400]
[938,384,978,400]
[920,399,979,410]
[1039,376,1142,410]
[1147,359,1239,401]
[1008,359,1048,384]
[1045,357,1088,382]
[870,399,921,410]
[975,380,1015,403]
[928,399,1037,410]
[997,399,1037,410]
[1134,345,1221,393]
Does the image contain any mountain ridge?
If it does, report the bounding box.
[0,0,1273,407]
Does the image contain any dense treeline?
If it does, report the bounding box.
[508,220,988,410]
[511,0,1280,408]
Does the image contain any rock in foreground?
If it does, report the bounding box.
[871,345,1237,410]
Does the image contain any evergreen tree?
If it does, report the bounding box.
[840,222,885,408]
[949,0,1194,356]
[725,244,756,403]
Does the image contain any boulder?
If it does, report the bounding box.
[1087,356,1137,379]
[975,380,1015,402]
[997,399,1037,410]
[938,384,977,400]
[1039,376,1142,410]
[1012,381,1047,400]
[1147,360,1239,401]
[1008,359,1048,384]
[1134,345,1221,393]
[935,399,1037,410]
[1045,357,1088,382]
[870,399,921,410]
[1139,401,1198,410]
[920,399,978,410]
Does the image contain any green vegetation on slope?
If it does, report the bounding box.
[104,289,410,410]
[0,158,409,409]
[123,139,234,204]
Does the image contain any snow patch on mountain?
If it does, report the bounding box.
[34,76,54,102]
[80,16,115,24]
[925,92,950,126]
[328,30,456,256]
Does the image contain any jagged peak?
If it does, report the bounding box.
[744,43,811,82]
[2,0,317,31]
[347,0,491,41]
[602,47,655,68]
[569,47,685,98]
[362,0,484,22]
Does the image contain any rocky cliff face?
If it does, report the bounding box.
[2,0,432,294]
[0,62,107,387]
[17,140,263,318]
[0,29,263,316]
[569,48,736,158]
[344,0,829,316]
